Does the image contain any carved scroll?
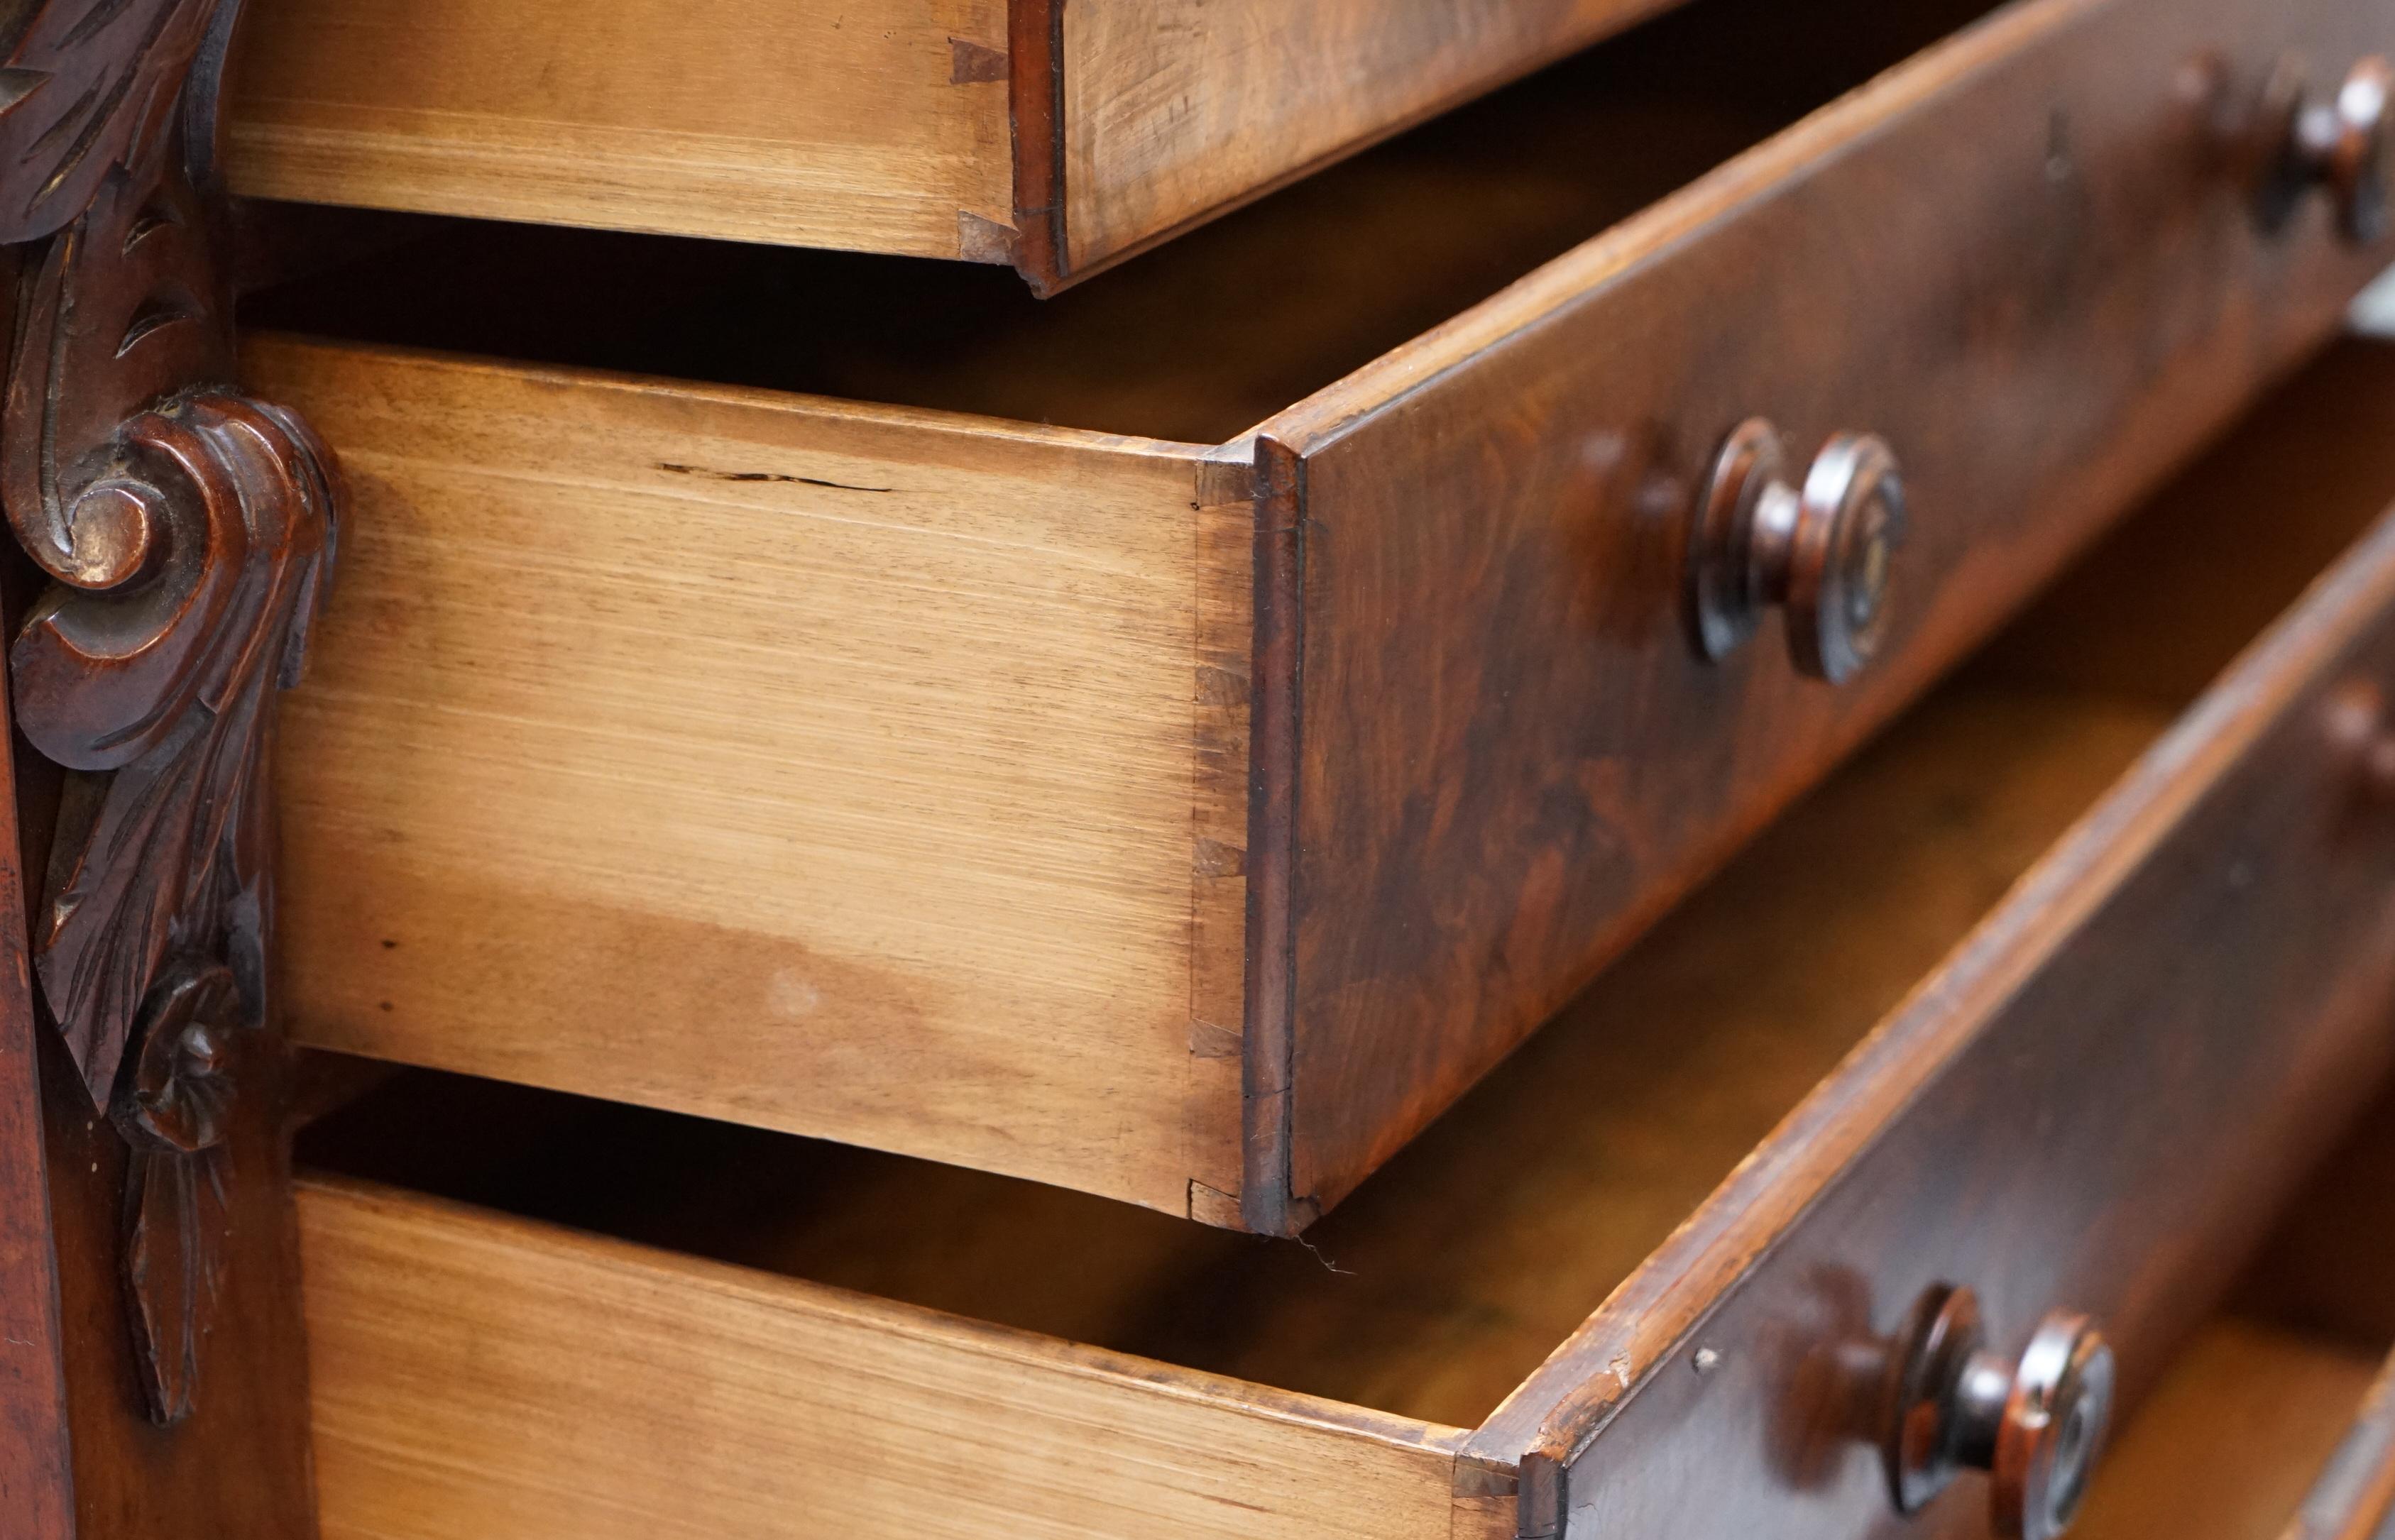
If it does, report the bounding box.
[0,0,341,1424]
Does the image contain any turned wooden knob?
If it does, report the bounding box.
[2261,55,2395,244]
[1687,419,1908,685]
[1882,1285,2116,1540]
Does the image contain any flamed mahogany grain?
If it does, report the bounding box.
[1489,351,2395,1537]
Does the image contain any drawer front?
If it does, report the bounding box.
[1476,505,2395,1537]
[1249,0,2395,1229]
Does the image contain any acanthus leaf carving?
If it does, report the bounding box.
[21,392,337,1109]
[0,0,342,1425]
[0,1,217,248]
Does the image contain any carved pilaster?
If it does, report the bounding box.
[0,0,340,1426]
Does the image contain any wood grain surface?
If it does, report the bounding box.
[246,336,1249,1218]
[1249,0,2395,1230]
[36,1030,320,1539]
[298,1177,1506,1540]
[240,0,2395,1237]
[0,0,333,1520]
[239,1,1838,446]
[223,0,1014,260]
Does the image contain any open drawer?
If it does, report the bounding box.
[291,340,2395,1540]
[250,0,2395,1231]
[220,0,1699,288]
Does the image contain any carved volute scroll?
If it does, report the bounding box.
[0,0,341,1424]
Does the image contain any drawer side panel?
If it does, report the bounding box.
[223,0,1015,260]
[251,339,1246,1218]
[299,1179,1471,1540]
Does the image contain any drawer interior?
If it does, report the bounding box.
[2077,1324,2388,1540]
[295,337,2395,1435]
[2072,1078,2395,1540]
[242,0,2002,444]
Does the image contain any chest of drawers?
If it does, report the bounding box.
[236,0,2395,1235]
[2,0,2394,1537]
